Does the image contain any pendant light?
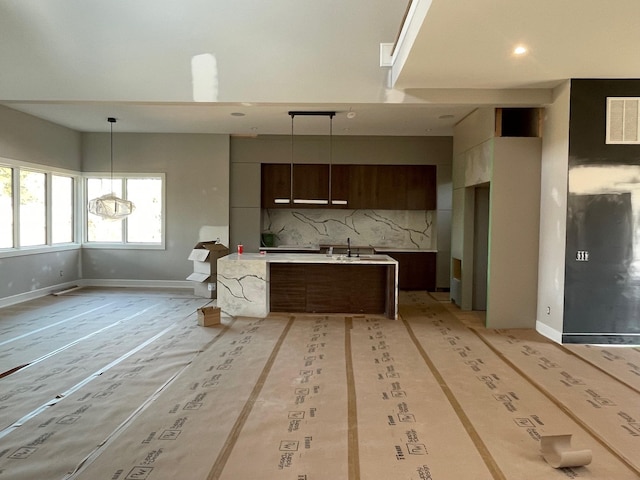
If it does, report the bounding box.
[88,117,135,220]
[288,111,335,205]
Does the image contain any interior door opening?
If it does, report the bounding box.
[472,185,490,311]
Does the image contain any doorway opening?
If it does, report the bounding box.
[472,184,490,311]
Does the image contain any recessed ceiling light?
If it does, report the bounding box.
[230,112,245,117]
[513,45,528,56]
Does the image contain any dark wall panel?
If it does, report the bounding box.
[565,79,640,343]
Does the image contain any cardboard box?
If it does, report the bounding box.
[187,241,229,298]
[189,277,216,299]
[197,306,221,327]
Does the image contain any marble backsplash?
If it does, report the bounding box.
[262,209,435,249]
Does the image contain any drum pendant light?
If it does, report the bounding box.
[88,117,135,220]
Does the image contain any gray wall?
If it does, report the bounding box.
[1,108,451,301]
[0,106,83,301]
[452,108,542,328]
[81,132,229,281]
[230,135,453,289]
[0,105,82,170]
[536,81,570,341]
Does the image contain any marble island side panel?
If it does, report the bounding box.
[217,253,398,319]
[217,254,268,318]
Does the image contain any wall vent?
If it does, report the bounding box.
[606,97,640,144]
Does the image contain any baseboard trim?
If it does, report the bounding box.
[80,279,192,289]
[535,320,563,344]
[0,281,82,308]
[0,280,193,308]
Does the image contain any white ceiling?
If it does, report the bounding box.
[2,0,640,136]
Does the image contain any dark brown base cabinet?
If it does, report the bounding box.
[269,263,396,318]
[383,252,436,291]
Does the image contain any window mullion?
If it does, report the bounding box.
[46,173,52,245]
[13,167,20,248]
[121,178,127,243]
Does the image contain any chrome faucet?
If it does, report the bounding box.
[347,237,351,257]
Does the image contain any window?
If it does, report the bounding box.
[0,166,13,248]
[0,161,77,252]
[85,175,164,247]
[19,169,46,247]
[52,175,74,244]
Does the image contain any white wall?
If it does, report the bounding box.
[536,81,571,342]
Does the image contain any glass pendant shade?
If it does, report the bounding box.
[88,192,134,220]
[88,117,135,220]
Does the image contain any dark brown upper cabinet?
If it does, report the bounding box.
[347,165,378,209]
[348,165,436,210]
[329,164,349,207]
[405,165,436,210]
[261,163,291,208]
[375,165,407,209]
[261,163,436,210]
[292,164,329,207]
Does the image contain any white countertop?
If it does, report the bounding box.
[260,245,437,253]
[221,252,397,265]
[373,248,437,253]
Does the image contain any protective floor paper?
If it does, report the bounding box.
[1,289,640,480]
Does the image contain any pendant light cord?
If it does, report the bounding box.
[108,117,116,193]
[290,114,294,201]
[328,114,333,203]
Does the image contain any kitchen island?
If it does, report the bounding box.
[217,253,398,319]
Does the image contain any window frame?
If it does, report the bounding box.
[0,157,81,258]
[82,172,166,250]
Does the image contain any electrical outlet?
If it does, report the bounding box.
[546,306,550,315]
[59,270,64,277]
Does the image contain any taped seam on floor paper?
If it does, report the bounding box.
[344,316,360,480]
[540,434,593,468]
[14,304,158,371]
[0,302,115,347]
[64,321,233,479]
[206,316,296,480]
[0,323,176,441]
